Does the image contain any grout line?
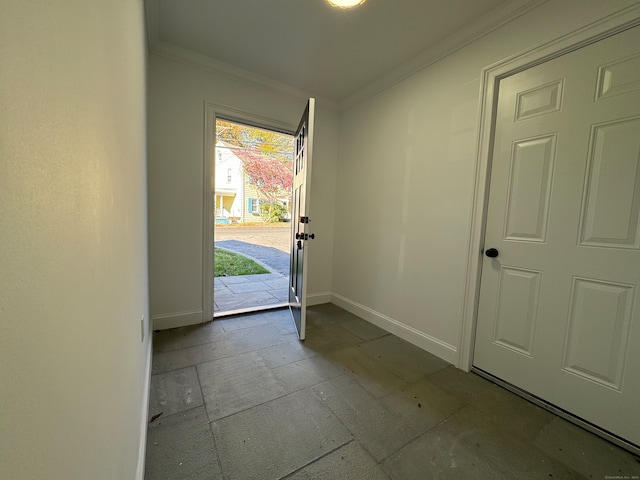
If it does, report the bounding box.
[278,439,356,480]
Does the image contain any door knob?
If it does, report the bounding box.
[485,248,499,258]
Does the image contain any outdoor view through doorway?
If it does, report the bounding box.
[213,118,294,316]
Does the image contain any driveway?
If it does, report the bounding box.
[213,225,292,314]
[214,225,291,252]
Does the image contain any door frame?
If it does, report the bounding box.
[203,102,296,321]
[460,5,640,371]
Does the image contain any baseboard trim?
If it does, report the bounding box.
[330,293,459,365]
[135,327,153,479]
[152,310,204,330]
[307,292,332,306]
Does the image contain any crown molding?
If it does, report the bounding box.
[338,0,548,111]
[144,0,545,113]
[149,40,339,111]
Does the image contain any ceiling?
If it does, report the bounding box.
[146,0,527,105]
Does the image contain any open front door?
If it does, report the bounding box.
[289,99,315,340]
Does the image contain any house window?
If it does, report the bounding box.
[248,198,260,214]
[227,168,232,183]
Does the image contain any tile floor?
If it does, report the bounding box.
[145,304,640,479]
[214,273,289,313]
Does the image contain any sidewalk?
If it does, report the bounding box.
[214,240,289,314]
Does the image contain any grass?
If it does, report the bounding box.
[214,248,269,277]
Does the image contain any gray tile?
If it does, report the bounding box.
[306,306,342,330]
[425,406,583,479]
[313,375,444,462]
[534,417,640,479]
[390,376,466,420]
[284,441,389,480]
[474,386,554,441]
[263,278,289,289]
[217,313,270,332]
[362,335,451,382]
[212,388,352,480]
[264,310,299,335]
[145,407,222,480]
[215,291,281,311]
[327,346,407,398]
[198,352,287,421]
[339,317,389,341]
[149,367,203,418]
[227,282,271,294]
[270,289,290,302]
[219,276,249,285]
[257,341,316,369]
[242,273,281,282]
[360,335,450,382]
[427,366,497,404]
[153,321,226,353]
[382,427,509,480]
[272,356,344,393]
[303,323,362,354]
[226,323,288,354]
[151,340,237,374]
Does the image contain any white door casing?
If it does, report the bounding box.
[474,25,640,448]
[289,99,316,340]
[204,103,296,323]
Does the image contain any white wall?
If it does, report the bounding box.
[0,1,150,479]
[147,55,338,327]
[333,0,639,365]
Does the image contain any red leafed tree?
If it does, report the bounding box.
[241,148,292,222]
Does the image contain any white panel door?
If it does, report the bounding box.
[474,25,640,448]
[289,99,315,340]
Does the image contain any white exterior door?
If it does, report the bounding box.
[474,26,640,448]
[289,99,315,340]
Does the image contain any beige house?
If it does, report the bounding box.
[215,141,290,224]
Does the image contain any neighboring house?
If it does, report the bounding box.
[215,141,289,223]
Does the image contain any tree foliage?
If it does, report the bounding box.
[217,120,293,223]
[260,202,288,223]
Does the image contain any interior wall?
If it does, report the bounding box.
[333,0,639,366]
[147,54,338,328]
[0,1,150,479]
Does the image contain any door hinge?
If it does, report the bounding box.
[299,216,310,224]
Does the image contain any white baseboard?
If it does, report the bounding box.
[307,291,332,306]
[330,293,459,365]
[135,327,153,479]
[152,310,204,330]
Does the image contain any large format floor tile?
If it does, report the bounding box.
[284,441,389,480]
[145,406,222,480]
[146,305,640,479]
[148,366,204,418]
[198,352,287,421]
[212,388,352,480]
[313,375,444,462]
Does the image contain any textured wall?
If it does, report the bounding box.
[0,1,150,478]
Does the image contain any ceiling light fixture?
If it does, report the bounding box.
[327,0,366,9]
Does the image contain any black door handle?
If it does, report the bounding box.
[485,248,499,258]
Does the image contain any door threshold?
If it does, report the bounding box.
[471,367,640,456]
[213,302,288,319]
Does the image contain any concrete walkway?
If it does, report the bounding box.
[214,240,289,314]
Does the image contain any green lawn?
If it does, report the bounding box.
[214,248,269,277]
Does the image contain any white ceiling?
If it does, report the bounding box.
[146,0,530,105]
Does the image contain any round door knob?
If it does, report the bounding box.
[485,248,499,258]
